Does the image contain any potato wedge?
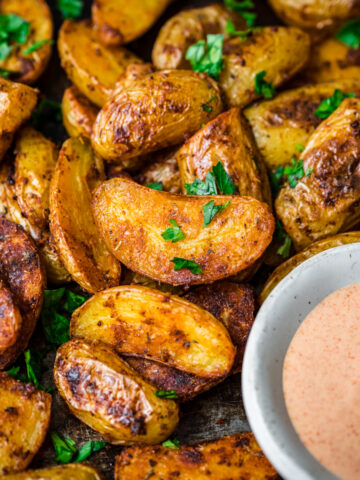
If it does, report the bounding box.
[136,147,181,194]
[4,464,102,480]
[49,137,121,293]
[62,86,99,139]
[152,4,246,70]
[115,433,278,480]
[219,26,310,108]
[0,284,22,355]
[276,97,360,250]
[92,177,275,285]
[177,108,271,205]
[91,70,223,164]
[260,232,360,304]
[0,372,51,475]
[54,339,179,445]
[58,20,141,107]
[0,0,53,84]
[39,234,71,285]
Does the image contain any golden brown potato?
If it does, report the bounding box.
[0,373,51,475]
[0,283,22,356]
[58,20,141,107]
[92,0,170,46]
[49,137,121,293]
[219,26,310,108]
[54,339,179,445]
[115,433,278,480]
[177,108,271,205]
[276,97,360,250]
[152,4,246,70]
[4,464,102,480]
[244,79,360,170]
[110,62,155,97]
[91,70,223,164]
[136,147,181,194]
[260,232,360,304]
[92,177,275,285]
[62,86,99,139]
[0,0,53,84]
[39,234,71,285]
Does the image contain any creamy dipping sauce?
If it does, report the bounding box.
[283,282,360,480]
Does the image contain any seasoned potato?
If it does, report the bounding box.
[245,79,360,170]
[62,86,99,139]
[0,373,51,475]
[58,20,141,107]
[54,339,179,445]
[152,4,246,70]
[136,147,181,194]
[0,283,22,355]
[260,232,360,304]
[276,97,360,250]
[4,464,102,480]
[0,0,53,84]
[49,137,121,293]
[91,70,223,164]
[92,0,170,46]
[177,108,271,205]
[39,234,71,285]
[219,26,310,108]
[92,177,275,285]
[115,433,278,480]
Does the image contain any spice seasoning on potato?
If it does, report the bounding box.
[62,86,99,139]
[3,464,103,480]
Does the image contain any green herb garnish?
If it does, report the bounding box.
[276,221,292,259]
[51,432,106,464]
[0,67,12,77]
[295,144,305,153]
[271,157,312,191]
[161,219,185,243]
[336,19,360,49]
[0,14,30,60]
[6,348,50,391]
[23,39,53,55]
[146,182,163,190]
[57,0,84,20]
[315,89,355,119]
[201,95,216,112]
[202,199,230,227]
[171,257,203,275]
[255,70,276,99]
[32,99,62,128]
[185,171,218,195]
[155,389,178,399]
[186,34,224,80]
[162,438,180,449]
[224,0,257,27]
[6,365,27,383]
[225,19,252,40]
[212,160,235,194]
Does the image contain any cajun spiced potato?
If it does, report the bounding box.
[62,86,99,139]
[0,283,22,357]
[0,0,53,84]
[4,464,103,480]
[49,137,121,293]
[136,147,181,194]
[219,26,310,109]
[0,373,51,475]
[91,70,223,164]
[115,433,278,480]
[54,339,179,445]
[92,177,275,285]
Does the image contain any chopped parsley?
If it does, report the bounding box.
[276,221,292,259]
[212,160,236,194]
[201,95,216,112]
[255,70,276,99]
[161,219,185,243]
[51,432,106,464]
[32,99,62,128]
[155,389,178,399]
[6,348,50,392]
[162,438,180,449]
[225,19,253,40]
[186,34,224,80]
[295,143,305,153]
[271,157,312,192]
[146,182,163,190]
[57,0,84,20]
[0,67,12,77]
[336,19,360,49]
[0,14,30,60]
[171,257,203,275]
[203,199,230,227]
[23,39,54,55]
[224,0,257,27]
[185,160,235,196]
[315,89,355,119]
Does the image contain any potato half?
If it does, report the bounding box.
[54,339,179,445]
[0,372,51,475]
[4,464,102,480]
[92,177,275,285]
[62,86,99,139]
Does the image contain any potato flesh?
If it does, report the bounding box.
[62,86,99,139]
[4,464,102,480]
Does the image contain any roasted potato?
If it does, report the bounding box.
[49,137,121,293]
[245,79,360,170]
[177,108,271,205]
[0,282,22,356]
[115,433,278,480]
[92,0,170,46]
[219,26,310,109]
[58,20,141,107]
[152,4,246,70]
[39,234,71,285]
[62,86,99,139]
[136,147,181,194]
[54,339,179,445]
[91,70,223,164]
[4,464,102,480]
[92,177,275,285]
[0,0,53,84]
[0,372,51,475]
[276,97,360,250]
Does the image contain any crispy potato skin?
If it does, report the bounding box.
[92,0,171,46]
[91,70,223,164]
[115,433,278,480]
[220,26,310,109]
[92,177,275,285]
[4,464,103,480]
[276,98,360,250]
[0,285,22,354]
[136,147,181,194]
[0,0,53,84]
[49,137,121,293]
[54,339,179,445]
[152,4,246,70]
[0,373,51,475]
[62,86,99,139]
[245,80,360,170]
[58,20,141,107]
[260,232,360,304]
[39,234,71,285]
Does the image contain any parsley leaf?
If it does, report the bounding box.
[23,39,53,55]
[224,0,257,27]
[225,19,253,40]
[295,144,305,153]
[0,67,12,77]
[161,219,185,243]
[212,160,236,194]
[171,257,203,274]
[32,99,62,128]
[315,89,355,119]
[201,95,216,112]
[276,221,292,259]
[185,171,218,195]
[162,438,180,449]
[6,348,50,391]
[0,14,30,60]
[6,365,27,383]
[255,70,276,99]
[186,34,224,80]
[271,157,312,191]
[203,200,230,227]
[155,389,178,399]
[146,182,163,190]
[51,432,106,464]
[57,0,84,20]
[74,441,107,463]
[336,19,360,49]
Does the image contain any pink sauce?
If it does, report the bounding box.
[283,283,360,480]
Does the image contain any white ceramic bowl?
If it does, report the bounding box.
[242,243,360,480]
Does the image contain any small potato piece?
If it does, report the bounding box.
[58,20,141,107]
[54,339,179,445]
[115,433,278,480]
[137,147,181,194]
[0,0,53,84]
[276,97,360,250]
[4,464,102,480]
[62,86,99,139]
[91,70,223,164]
[0,285,22,354]
[220,26,310,108]
[92,178,275,285]
[0,372,51,475]
[49,137,121,293]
